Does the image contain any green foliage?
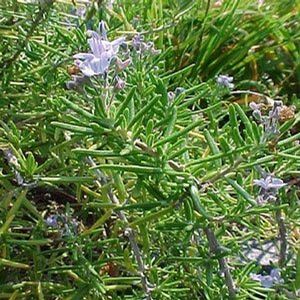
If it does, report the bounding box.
[0,0,299,299]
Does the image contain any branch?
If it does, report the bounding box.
[275,199,287,267]
[204,227,236,299]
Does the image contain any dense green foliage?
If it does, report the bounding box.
[0,0,299,299]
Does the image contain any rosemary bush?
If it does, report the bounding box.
[0,0,299,299]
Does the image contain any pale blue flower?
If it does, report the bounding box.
[253,176,286,191]
[45,214,79,237]
[253,175,286,204]
[175,87,185,95]
[98,20,107,40]
[168,91,175,102]
[249,102,262,121]
[251,268,283,288]
[249,100,283,141]
[46,215,58,228]
[114,76,126,91]
[115,57,131,72]
[74,22,125,77]
[132,34,161,55]
[216,74,234,89]
[75,6,86,18]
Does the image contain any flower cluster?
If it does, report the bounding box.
[250,100,283,141]
[46,213,79,237]
[253,175,286,205]
[73,21,126,77]
[67,21,131,92]
[216,74,234,89]
[3,149,24,185]
[74,3,88,18]
[251,268,283,288]
[114,76,126,91]
[131,34,161,56]
[167,87,185,102]
[241,239,278,265]
[68,23,162,94]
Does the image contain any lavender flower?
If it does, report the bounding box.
[249,100,283,141]
[168,91,175,102]
[115,58,131,72]
[167,87,185,103]
[175,87,185,96]
[216,75,234,89]
[132,34,145,51]
[132,34,161,55]
[98,20,107,40]
[251,268,283,288]
[241,240,279,265]
[45,214,79,237]
[249,102,262,120]
[73,21,125,77]
[15,171,24,186]
[253,176,286,190]
[114,76,126,91]
[253,175,286,204]
[4,149,20,168]
[67,1,91,29]
[46,215,58,228]
[75,6,86,18]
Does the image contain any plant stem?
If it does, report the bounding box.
[204,227,236,299]
[276,199,287,267]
